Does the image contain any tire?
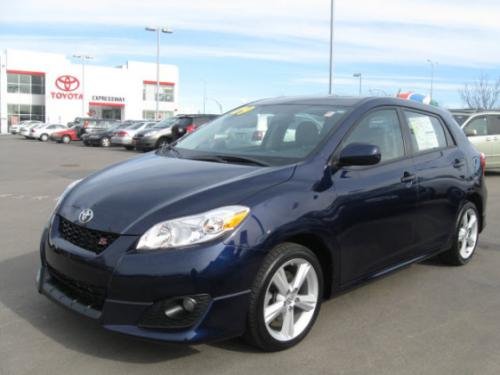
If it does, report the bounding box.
[62,135,71,144]
[100,137,111,147]
[40,134,49,142]
[155,137,169,149]
[440,202,480,266]
[244,243,323,351]
[83,141,90,146]
[125,146,134,151]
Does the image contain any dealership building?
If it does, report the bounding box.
[0,49,180,133]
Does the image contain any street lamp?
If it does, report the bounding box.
[73,54,93,117]
[328,0,336,95]
[145,26,173,120]
[426,59,438,101]
[353,73,362,96]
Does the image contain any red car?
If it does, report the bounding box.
[51,128,80,144]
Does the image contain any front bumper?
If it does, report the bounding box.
[37,219,259,344]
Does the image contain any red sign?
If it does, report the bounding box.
[51,74,83,100]
[55,75,80,92]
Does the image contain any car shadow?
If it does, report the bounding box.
[0,251,200,363]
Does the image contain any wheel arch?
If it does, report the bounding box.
[466,193,484,232]
[280,233,334,299]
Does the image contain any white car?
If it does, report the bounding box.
[13,120,43,135]
[30,123,68,141]
[111,121,157,149]
[19,123,45,138]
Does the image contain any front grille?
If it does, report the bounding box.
[47,265,106,309]
[59,216,119,254]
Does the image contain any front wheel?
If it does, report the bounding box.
[244,243,323,351]
[124,146,134,151]
[62,135,71,144]
[440,202,480,266]
[40,134,49,142]
[100,137,111,147]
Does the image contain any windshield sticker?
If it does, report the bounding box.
[408,116,439,150]
[231,106,255,116]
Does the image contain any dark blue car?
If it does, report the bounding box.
[37,97,487,351]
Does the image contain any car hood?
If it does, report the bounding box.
[59,153,295,235]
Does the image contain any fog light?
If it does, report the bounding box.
[182,297,197,312]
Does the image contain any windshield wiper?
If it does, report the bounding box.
[160,142,182,158]
[189,154,269,166]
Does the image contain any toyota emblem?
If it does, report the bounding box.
[78,209,94,224]
[55,75,80,92]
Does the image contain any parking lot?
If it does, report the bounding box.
[1,135,500,375]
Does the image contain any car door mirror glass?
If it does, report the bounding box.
[338,143,381,166]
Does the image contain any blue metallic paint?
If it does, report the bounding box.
[38,97,487,344]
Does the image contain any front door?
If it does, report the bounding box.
[331,108,419,285]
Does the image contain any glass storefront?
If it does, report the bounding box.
[142,83,174,102]
[7,104,45,125]
[7,73,45,94]
[142,110,173,120]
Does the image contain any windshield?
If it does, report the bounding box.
[174,104,351,165]
[152,117,177,129]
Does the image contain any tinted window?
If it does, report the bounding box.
[344,109,404,162]
[487,115,500,135]
[464,116,488,136]
[404,111,447,152]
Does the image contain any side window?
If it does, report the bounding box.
[404,111,447,153]
[344,109,405,163]
[487,115,500,135]
[464,116,488,136]
[46,125,55,129]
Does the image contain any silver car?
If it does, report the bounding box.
[14,120,43,135]
[461,112,500,170]
[110,121,158,150]
[30,123,68,141]
[19,122,44,138]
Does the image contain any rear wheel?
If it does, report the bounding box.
[62,135,71,144]
[440,202,479,266]
[40,134,49,142]
[244,243,323,351]
[156,137,169,149]
[100,137,111,147]
[125,146,134,151]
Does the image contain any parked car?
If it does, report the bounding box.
[110,121,158,150]
[461,112,500,170]
[170,114,219,141]
[132,117,180,151]
[79,119,122,137]
[19,122,44,138]
[50,127,81,144]
[82,122,131,147]
[30,123,68,141]
[37,97,487,351]
[11,120,43,134]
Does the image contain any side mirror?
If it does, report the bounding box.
[338,143,381,166]
[464,128,477,137]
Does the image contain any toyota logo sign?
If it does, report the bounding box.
[55,75,80,92]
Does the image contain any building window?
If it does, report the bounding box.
[142,110,173,120]
[7,104,45,125]
[142,83,174,102]
[7,73,45,95]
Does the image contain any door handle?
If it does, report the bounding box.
[453,159,465,168]
[401,172,417,184]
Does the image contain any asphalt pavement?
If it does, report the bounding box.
[1,135,499,375]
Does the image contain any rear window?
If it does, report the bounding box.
[404,111,448,152]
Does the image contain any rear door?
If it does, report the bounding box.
[486,115,500,167]
[402,109,466,254]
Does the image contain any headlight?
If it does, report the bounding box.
[137,205,250,250]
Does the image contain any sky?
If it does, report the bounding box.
[1,0,500,113]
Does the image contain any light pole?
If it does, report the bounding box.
[426,59,438,101]
[207,98,223,114]
[353,73,362,96]
[328,0,336,95]
[145,26,173,120]
[73,54,93,117]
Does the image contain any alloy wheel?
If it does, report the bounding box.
[263,258,319,342]
[101,137,110,147]
[458,208,478,259]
